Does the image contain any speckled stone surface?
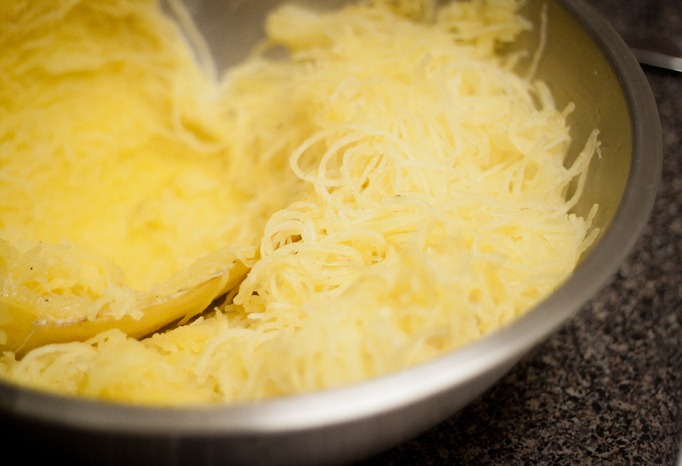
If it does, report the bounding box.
[358,0,682,464]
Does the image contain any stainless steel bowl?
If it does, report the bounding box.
[0,0,661,464]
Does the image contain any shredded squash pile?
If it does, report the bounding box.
[0,0,599,405]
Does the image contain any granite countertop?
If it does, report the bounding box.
[361,0,682,464]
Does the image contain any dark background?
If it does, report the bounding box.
[361,0,682,463]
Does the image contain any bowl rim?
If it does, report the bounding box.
[0,0,662,437]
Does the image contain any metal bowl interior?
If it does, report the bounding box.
[0,0,661,465]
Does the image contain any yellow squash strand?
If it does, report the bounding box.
[0,0,599,405]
